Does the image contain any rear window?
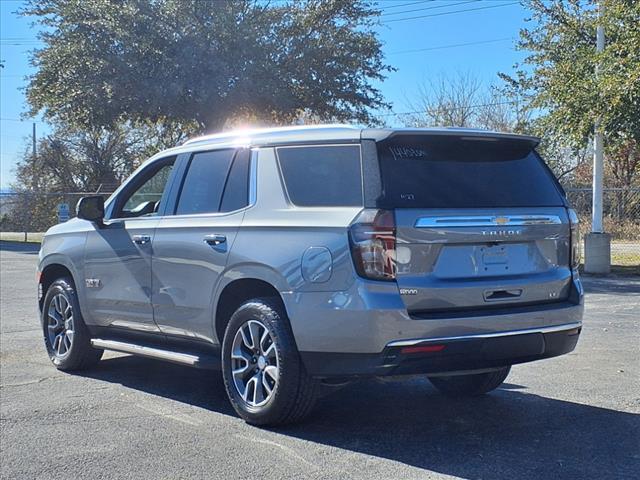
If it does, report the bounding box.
[220,149,251,212]
[175,149,234,215]
[276,145,363,207]
[376,136,564,208]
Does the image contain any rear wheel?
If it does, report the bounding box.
[428,366,511,397]
[42,277,103,371]
[222,298,317,426]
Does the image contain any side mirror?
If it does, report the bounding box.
[76,195,105,225]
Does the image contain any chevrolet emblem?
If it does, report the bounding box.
[494,216,510,225]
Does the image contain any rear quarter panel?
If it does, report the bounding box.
[217,146,361,301]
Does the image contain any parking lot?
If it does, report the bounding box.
[1,241,638,480]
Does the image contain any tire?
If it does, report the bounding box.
[428,366,511,397]
[41,277,103,371]
[221,297,317,426]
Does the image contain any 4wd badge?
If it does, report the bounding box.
[85,278,101,288]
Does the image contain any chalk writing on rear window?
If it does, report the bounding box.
[389,146,427,160]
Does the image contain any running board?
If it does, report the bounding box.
[90,339,219,369]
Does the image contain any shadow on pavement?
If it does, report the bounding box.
[582,276,640,295]
[82,355,639,480]
[0,241,40,254]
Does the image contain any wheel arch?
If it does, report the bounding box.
[38,256,78,311]
[214,277,287,345]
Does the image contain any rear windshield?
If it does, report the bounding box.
[376,135,564,208]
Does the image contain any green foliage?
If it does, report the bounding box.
[500,0,639,185]
[7,122,157,230]
[22,0,391,130]
[502,0,639,146]
[16,124,139,192]
[402,72,531,133]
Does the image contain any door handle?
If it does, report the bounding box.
[204,234,227,246]
[132,234,151,245]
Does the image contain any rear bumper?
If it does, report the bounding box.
[283,276,584,376]
[283,276,584,352]
[300,322,581,377]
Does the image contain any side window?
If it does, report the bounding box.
[220,149,251,212]
[276,145,363,207]
[115,157,176,218]
[175,149,235,215]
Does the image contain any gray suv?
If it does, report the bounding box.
[37,125,584,425]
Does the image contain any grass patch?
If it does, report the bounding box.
[610,252,640,270]
[0,232,44,243]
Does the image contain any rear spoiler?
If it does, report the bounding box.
[361,128,540,149]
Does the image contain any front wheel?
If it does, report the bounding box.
[41,277,103,371]
[221,298,317,426]
[428,366,511,397]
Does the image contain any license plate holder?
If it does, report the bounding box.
[482,245,508,265]
[482,333,545,359]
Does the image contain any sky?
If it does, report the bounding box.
[0,0,530,189]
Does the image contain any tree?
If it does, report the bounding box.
[528,117,591,182]
[6,123,153,231]
[21,0,391,131]
[500,0,640,187]
[17,124,141,193]
[402,71,529,133]
[402,70,588,180]
[403,72,482,128]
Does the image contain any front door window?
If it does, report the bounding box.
[114,159,175,218]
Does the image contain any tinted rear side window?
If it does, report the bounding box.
[277,145,363,207]
[175,149,234,215]
[220,149,251,212]
[377,136,564,208]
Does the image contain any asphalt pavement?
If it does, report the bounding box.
[1,241,638,480]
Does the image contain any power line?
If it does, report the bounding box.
[378,1,434,10]
[0,42,42,47]
[380,0,476,17]
[0,117,47,124]
[0,37,38,41]
[0,38,41,42]
[383,2,519,23]
[388,36,513,55]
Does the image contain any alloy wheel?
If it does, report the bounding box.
[47,293,75,357]
[230,319,280,407]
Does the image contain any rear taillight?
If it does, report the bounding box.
[569,208,580,269]
[349,209,396,281]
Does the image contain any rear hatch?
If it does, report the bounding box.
[376,132,572,315]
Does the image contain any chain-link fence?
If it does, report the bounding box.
[0,191,113,241]
[1,188,638,266]
[564,187,640,268]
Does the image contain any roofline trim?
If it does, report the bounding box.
[148,125,541,162]
[183,124,359,147]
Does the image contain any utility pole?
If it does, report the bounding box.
[592,23,605,233]
[25,122,37,242]
[584,2,611,274]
